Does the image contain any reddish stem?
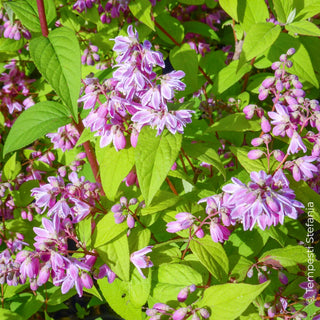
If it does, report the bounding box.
[36,0,48,37]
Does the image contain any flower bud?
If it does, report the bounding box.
[172,307,188,320]
[286,48,295,56]
[286,60,293,68]
[243,104,256,119]
[275,80,284,92]
[278,271,288,285]
[177,287,189,302]
[127,214,135,229]
[199,308,210,319]
[258,272,268,283]
[279,54,287,62]
[271,61,281,70]
[258,88,269,101]
[248,150,264,160]
[273,150,285,162]
[81,272,93,289]
[129,198,138,206]
[261,116,271,133]
[262,77,275,89]
[292,88,305,97]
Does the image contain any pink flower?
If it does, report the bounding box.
[130,246,153,278]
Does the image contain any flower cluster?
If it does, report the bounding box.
[79,25,194,151]
[244,49,320,188]
[0,60,35,118]
[46,123,80,152]
[0,9,31,40]
[111,196,139,229]
[31,172,100,223]
[81,43,100,66]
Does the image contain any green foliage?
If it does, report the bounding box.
[198,281,270,320]
[29,27,81,120]
[3,101,72,156]
[135,127,182,205]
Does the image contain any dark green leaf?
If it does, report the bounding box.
[3,101,71,156]
[30,27,81,119]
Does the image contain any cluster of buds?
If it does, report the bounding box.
[81,43,100,66]
[0,9,31,40]
[111,196,139,229]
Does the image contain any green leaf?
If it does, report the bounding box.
[3,153,21,181]
[97,145,135,201]
[60,7,81,32]
[135,127,182,205]
[266,33,319,88]
[288,177,320,224]
[190,235,229,281]
[286,20,320,36]
[76,217,92,248]
[98,278,144,320]
[212,60,252,95]
[129,0,154,30]
[97,233,130,281]
[152,263,203,302]
[219,0,239,21]
[93,213,127,247]
[7,0,56,32]
[141,190,179,215]
[272,0,294,23]
[230,256,253,281]
[3,101,72,156]
[29,27,81,120]
[197,282,270,320]
[207,113,261,133]
[0,38,25,52]
[238,0,269,32]
[0,309,23,320]
[129,268,152,307]
[10,293,44,320]
[259,245,308,270]
[170,43,199,95]
[155,13,184,45]
[295,3,320,20]
[182,140,226,178]
[183,21,219,41]
[75,127,96,147]
[239,23,281,66]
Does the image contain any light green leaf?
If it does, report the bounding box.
[197,282,270,320]
[76,217,92,248]
[135,127,182,205]
[230,256,253,281]
[295,3,320,20]
[29,27,81,120]
[0,38,25,52]
[97,146,135,201]
[239,23,281,65]
[75,127,95,147]
[96,233,130,281]
[129,0,154,30]
[190,235,229,281]
[3,153,21,181]
[7,0,56,32]
[286,20,320,36]
[60,7,81,32]
[170,43,199,95]
[3,101,72,156]
[219,0,238,21]
[272,0,294,23]
[98,278,144,320]
[0,309,23,320]
[152,263,203,302]
[207,113,261,133]
[259,245,308,269]
[238,0,269,32]
[129,268,152,307]
[212,60,251,95]
[93,213,127,247]
[155,13,184,45]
